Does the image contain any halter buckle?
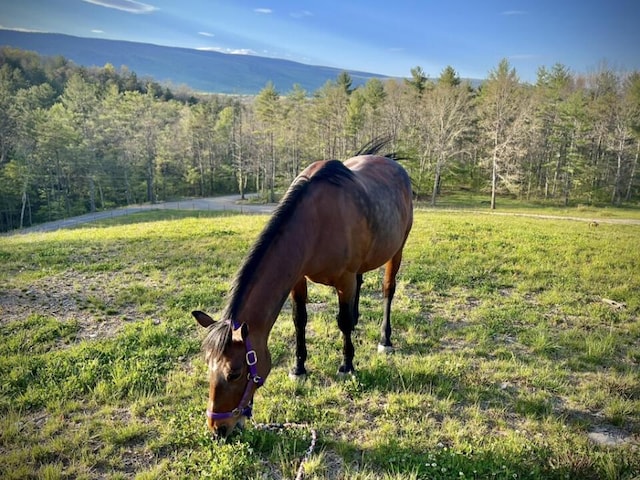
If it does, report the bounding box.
[246,350,258,366]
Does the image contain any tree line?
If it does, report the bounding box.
[1,47,639,231]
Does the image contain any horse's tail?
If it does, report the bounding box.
[354,136,403,161]
[354,136,392,157]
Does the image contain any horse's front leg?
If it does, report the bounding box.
[289,278,308,379]
[336,274,358,375]
[353,273,363,326]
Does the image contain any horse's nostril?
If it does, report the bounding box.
[216,425,228,438]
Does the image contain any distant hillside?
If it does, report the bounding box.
[0,30,392,95]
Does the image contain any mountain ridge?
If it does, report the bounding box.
[0,30,393,95]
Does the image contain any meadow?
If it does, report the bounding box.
[0,208,638,479]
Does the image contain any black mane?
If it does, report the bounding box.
[202,160,355,355]
[224,161,354,319]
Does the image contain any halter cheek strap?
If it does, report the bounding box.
[206,329,265,421]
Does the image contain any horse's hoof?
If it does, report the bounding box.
[288,371,307,382]
[337,366,356,377]
[377,344,394,354]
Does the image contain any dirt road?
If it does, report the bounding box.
[9,195,276,235]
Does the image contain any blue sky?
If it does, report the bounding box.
[1,0,639,82]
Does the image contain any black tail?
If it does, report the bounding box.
[354,136,402,161]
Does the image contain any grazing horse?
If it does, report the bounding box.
[193,140,413,437]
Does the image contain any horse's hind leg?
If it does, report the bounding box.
[378,250,402,353]
[336,274,357,375]
[290,278,308,379]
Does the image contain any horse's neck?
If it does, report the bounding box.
[232,219,309,340]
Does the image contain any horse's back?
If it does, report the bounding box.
[299,155,412,279]
[344,154,410,190]
[303,154,412,231]
[345,154,412,203]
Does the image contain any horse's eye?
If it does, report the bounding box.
[227,371,242,382]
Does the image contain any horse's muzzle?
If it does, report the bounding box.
[210,417,246,439]
[213,424,229,438]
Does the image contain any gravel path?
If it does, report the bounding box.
[8,195,277,235]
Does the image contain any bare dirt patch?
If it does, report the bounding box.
[0,270,158,340]
[587,426,636,446]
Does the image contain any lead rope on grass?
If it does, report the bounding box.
[252,422,318,480]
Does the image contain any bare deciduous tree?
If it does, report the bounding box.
[478,59,531,209]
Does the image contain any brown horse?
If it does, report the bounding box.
[193,140,413,437]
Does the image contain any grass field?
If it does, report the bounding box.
[1,209,638,479]
[418,193,640,221]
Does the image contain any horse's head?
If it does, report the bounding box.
[192,310,268,438]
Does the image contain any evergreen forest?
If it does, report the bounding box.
[1,47,639,232]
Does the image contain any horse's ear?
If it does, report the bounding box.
[192,310,215,328]
[232,322,249,342]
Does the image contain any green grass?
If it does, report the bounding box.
[420,191,640,220]
[1,209,639,479]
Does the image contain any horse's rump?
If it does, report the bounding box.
[299,154,412,279]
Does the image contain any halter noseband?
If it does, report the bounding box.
[206,322,265,421]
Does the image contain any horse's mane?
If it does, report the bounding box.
[202,159,355,356]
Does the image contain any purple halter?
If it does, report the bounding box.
[206,321,265,421]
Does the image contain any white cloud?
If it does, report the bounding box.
[82,0,157,14]
[198,31,215,37]
[92,29,105,33]
[290,10,312,18]
[196,47,256,55]
[501,10,527,16]
[254,8,272,14]
[0,25,46,33]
